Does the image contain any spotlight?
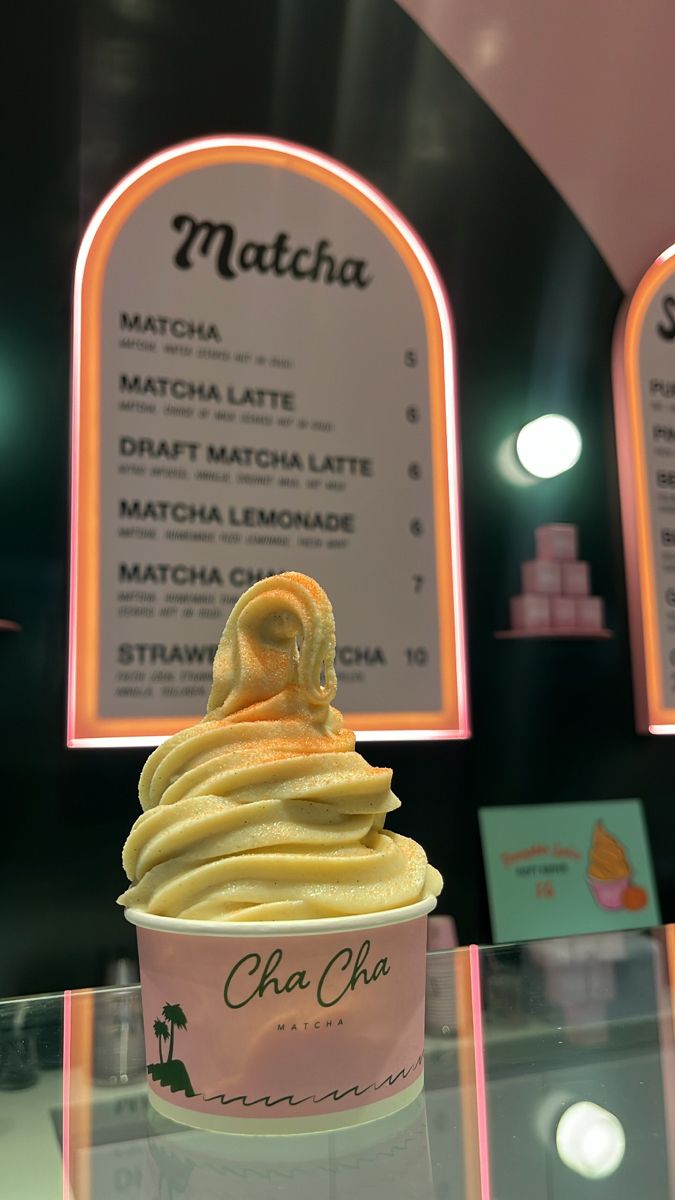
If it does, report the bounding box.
[556,1101,625,1179]
[516,414,582,479]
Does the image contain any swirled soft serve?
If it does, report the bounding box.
[118,571,442,921]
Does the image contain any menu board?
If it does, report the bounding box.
[68,138,468,746]
[614,245,675,733]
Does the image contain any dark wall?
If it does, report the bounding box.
[2,0,671,995]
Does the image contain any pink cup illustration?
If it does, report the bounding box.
[586,821,633,911]
[127,896,435,1134]
[587,876,631,910]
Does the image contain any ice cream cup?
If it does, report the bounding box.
[587,875,631,910]
[126,895,436,1135]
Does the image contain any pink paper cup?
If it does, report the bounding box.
[125,896,436,1135]
[587,876,631,910]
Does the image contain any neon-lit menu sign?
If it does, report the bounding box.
[68,137,468,746]
[614,244,675,733]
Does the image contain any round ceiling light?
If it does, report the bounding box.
[515,413,582,479]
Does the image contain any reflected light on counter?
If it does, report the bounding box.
[556,1101,625,1179]
[516,413,582,479]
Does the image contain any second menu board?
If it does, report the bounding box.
[69,138,468,745]
[614,244,675,732]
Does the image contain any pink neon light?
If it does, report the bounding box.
[613,243,675,734]
[612,305,652,730]
[67,283,81,747]
[653,930,675,1196]
[62,989,72,1200]
[68,726,468,750]
[68,136,469,746]
[657,244,675,267]
[469,943,492,1200]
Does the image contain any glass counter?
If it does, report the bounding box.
[2,926,675,1198]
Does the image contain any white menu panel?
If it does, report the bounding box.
[69,139,467,745]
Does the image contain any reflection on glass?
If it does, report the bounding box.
[527,932,627,1046]
[141,1091,434,1200]
[481,929,672,1199]
[1,932,673,1199]
[556,1100,626,1179]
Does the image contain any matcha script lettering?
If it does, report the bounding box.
[223,939,390,1011]
[172,216,372,289]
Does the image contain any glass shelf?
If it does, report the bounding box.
[2,926,675,1198]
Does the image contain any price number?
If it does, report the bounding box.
[535,881,555,900]
[405,647,429,666]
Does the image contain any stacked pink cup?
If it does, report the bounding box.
[510,524,606,634]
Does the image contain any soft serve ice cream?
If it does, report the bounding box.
[119,572,442,921]
[587,820,633,911]
[588,821,631,883]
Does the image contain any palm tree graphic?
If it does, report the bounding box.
[153,1018,169,1064]
[147,1002,195,1097]
[162,1003,188,1062]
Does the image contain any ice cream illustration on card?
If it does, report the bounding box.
[587,821,647,912]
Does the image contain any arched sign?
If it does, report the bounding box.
[68,137,468,746]
[614,244,675,733]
